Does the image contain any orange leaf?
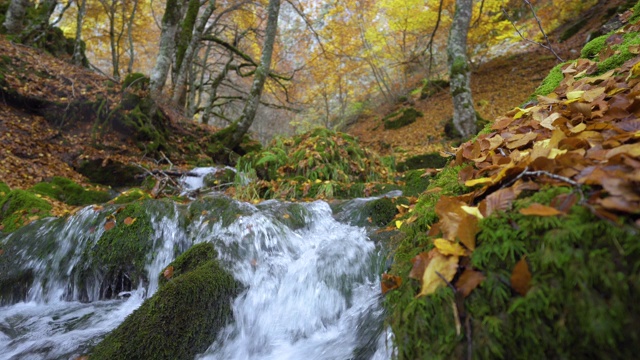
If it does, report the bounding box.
[511,256,532,296]
[381,273,402,295]
[480,187,516,217]
[104,220,116,231]
[409,252,430,281]
[123,217,136,226]
[163,265,174,280]
[455,269,486,297]
[519,203,563,216]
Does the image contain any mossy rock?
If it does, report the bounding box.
[29,177,111,206]
[121,72,149,91]
[91,243,239,360]
[420,79,449,99]
[397,152,449,172]
[75,158,144,187]
[400,170,432,197]
[358,197,398,227]
[203,168,236,188]
[187,196,251,228]
[111,188,152,204]
[443,112,489,140]
[0,189,52,232]
[79,201,161,299]
[532,61,567,97]
[385,186,640,359]
[384,108,422,130]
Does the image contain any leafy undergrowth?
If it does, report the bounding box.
[232,128,399,201]
[383,15,640,360]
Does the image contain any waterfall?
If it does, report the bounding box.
[0,195,393,359]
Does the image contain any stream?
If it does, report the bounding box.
[0,179,395,359]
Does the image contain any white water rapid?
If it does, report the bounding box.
[0,195,393,360]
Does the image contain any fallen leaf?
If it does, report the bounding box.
[104,220,116,231]
[417,249,459,297]
[455,268,486,297]
[381,273,402,294]
[163,265,174,279]
[395,220,403,229]
[123,217,136,226]
[511,256,532,296]
[519,203,564,216]
[434,238,468,256]
[409,252,429,281]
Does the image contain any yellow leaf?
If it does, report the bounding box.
[417,250,458,298]
[434,238,468,256]
[461,205,484,219]
[569,122,587,134]
[566,90,584,100]
[314,179,322,184]
[395,220,403,229]
[464,177,492,187]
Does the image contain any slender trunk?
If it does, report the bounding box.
[3,0,29,34]
[226,0,280,149]
[447,0,476,138]
[202,54,233,125]
[172,0,217,105]
[126,0,139,73]
[190,42,213,117]
[149,0,183,98]
[73,0,87,66]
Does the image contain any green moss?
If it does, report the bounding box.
[84,201,157,298]
[533,62,568,97]
[29,177,111,206]
[0,182,10,199]
[111,188,151,204]
[420,79,449,99]
[596,32,640,73]
[91,243,239,360]
[386,186,640,359]
[121,72,149,91]
[401,170,432,197]
[0,189,52,232]
[630,0,640,23]
[384,108,423,130]
[158,242,217,287]
[397,153,449,172]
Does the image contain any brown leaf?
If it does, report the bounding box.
[519,203,564,216]
[481,187,516,217]
[163,265,174,280]
[123,217,136,226]
[455,269,486,297]
[104,220,116,231]
[511,256,532,296]
[435,196,479,250]
[381,273,403,295]
[409,252,430,280]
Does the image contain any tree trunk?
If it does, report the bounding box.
[3,0,30,34]
[126,0,139,74]
[172,0,217,105]
[224,0,280,149]
[73,0,87,66]
[447,0,476,138]
[149,0,183,98]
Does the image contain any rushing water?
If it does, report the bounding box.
[0,193,394,359]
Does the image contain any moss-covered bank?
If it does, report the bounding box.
[91,242,239,360]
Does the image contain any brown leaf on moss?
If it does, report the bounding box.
[416,248,459,298]
[455,268,486,297]
[163,265,174,280]
[409,252,430,281]
[519,203,564,216]
[511,256,532,296]
[381,273,402,295]
[104,220,116,231]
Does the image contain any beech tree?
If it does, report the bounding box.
[149,0,183,98]
[447,0,476,138]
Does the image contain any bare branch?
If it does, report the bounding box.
[502,2,563,62]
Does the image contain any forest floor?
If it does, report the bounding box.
[0,0,628,190]
[346,0,627,161]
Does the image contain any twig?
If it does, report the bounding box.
[522,170,579,186]
[435,271,457,293]
[501,3,563,62]
[159,151,173,170]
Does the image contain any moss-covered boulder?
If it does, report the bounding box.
[386,187,640,359]
[383,108,423,130]
[91,242,239,360]
[75,158,144,187]
[397,152,449,172]
[77,201,168,300]
[400,170,432,197]
[29,177,111,206]
[0,189,52,232]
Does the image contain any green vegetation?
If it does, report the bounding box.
[91,242,239,360]
[533,62,567,97]
[397,153,449,172]
[383,108,423,130]
[30,177,111,206]
[236,128,394,200]
[0,189,52,232]
[111,188,152,204]
[420,79,449,99]
[400,170,432,197]
[386,187,640,359]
